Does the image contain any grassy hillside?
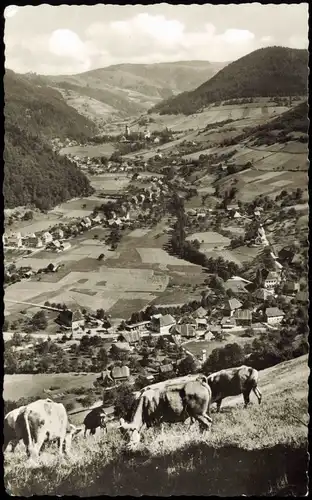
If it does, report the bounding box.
[4,355,308,496]
[4,70,94,209]
[24,61,226,120]
[153,47,308,115]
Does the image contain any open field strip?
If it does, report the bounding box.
[59,143,116,158]
[3,373,99,401]
[201,249,243,266]
[136,247,198,266]
[249,171,285,182]
[271,180,294,188]
[186,231,230,245]
[10,218,62,236]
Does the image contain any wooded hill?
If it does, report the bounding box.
[4,70,95,209]
[152,47,308,115]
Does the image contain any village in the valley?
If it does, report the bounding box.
[4,117,308,397]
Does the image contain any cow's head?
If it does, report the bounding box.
[119,418,141,448]
[99,410,107,429]
[67,424,84,440]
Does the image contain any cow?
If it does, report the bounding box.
[207,366,262,412]
[14,398,81,459]
[3,405,26,453]
[119,377,213,448]
[83,407,107,437]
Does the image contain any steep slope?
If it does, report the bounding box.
[4,70,94,209]
[4,69,97,141]
[153,47,308,115]
[23,60,226,120]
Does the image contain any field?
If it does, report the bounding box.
[3,373,99,401]
[4,355,308,496]
[186,231,230,250]
[59,143,116,158]
[137,247,197,266]
[89,174,131,192]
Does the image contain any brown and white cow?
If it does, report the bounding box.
[207,365,262,412]
[14,399,81,459]
[3,405,26,453]
[119,376,213,448]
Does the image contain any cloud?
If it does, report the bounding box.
[4,10,308,75]
[84,13,257,68]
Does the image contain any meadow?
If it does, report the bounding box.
[4,355,308,496]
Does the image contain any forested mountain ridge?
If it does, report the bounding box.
[152,47,308,115]
[4,70,94,209]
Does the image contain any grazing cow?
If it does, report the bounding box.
[83,407,107,437]
[15,398,81,459]
[3,405,26,453]
[207,366,262,412]
[119,377,212,448]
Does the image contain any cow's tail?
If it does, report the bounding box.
[247,367,262,404]
[23,409,33,457]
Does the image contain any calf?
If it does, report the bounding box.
[83,407,107,437]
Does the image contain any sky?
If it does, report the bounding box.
[4,3,309,75]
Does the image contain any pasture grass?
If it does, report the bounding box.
[4,381,308,496]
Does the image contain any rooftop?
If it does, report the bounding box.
[265,307,285,317]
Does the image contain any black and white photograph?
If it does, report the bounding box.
[3,3,309,496]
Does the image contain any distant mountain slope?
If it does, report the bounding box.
[22,60,226,120]
[153,47,308,115]
[4,70,94,209]
[4,69,97,141]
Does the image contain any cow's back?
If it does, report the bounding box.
[24,399,68,440]
[208,366,255,398]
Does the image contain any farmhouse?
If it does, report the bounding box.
[234,309,252,326]
[296,291,308,303]
[42,232,53,244]
[254,288,274,301]
[58,309,85,331]
[193,306,207,318]
[224,298,242,317]
[26,236,43,248]
[174,324,196,339]
[224,278,249,295]
[6,232,23,248]
[119,330,142,345]
[263,271,280,290]
[125,321,150,333]
[159,363,174,375]
[221,317,237,329]
[111,366,130,382]
[61,242,71,252]
[150,314,176,335]
[195,317,208,330]
[265,307,285,325]
[53,228,64,239]
[283,281,300,295]
[203,331,215,341]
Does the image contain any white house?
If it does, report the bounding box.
[263,271,280,291]
[42,232,53,244]
[54,228,64,239]
[150,314,176,335]
[265,307,285,325]
[61,242,71,252]
[7,232,23,248]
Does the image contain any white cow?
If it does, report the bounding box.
[14,399,81,459]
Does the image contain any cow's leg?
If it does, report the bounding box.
[84,427,87,438]
[195,414,212,431]
[243,390,251,408]
[253,386,262,404]
[216,399,222,412]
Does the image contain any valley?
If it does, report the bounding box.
[3,42,309,497]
